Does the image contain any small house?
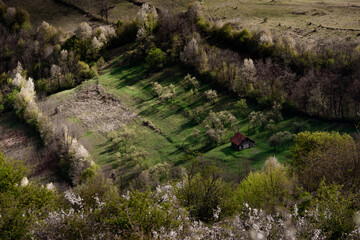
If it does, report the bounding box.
[230,132,255,151]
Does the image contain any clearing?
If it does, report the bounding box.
[39,51,355,185]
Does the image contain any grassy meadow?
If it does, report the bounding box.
[42,51,355,183]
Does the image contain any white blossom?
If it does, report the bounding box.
[136,26,147,40]
[46,182,56,191]
[97,25,116,39]
[64,190,83,207]
[259,30,273,45]
[60,49,68,61]
[43,45,54,58]
[213,206,221,221]
[136,3,158,30]
[94,194,105,208]
[12,72,26,88]
[10,62,23,78]
[4,7,16,24]
[75,22,92,40]
[25,77,36,98]
[20,177,29,187]
[50,64,61,79]
[180,38,199,64]
[91,37,104,50]
[122,191,130,200]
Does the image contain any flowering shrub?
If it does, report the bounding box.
[136,3,158,40]
[204,89,218,103]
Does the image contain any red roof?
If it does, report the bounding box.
[230,132,253,146]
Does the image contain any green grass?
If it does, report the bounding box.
[71,59,355,175]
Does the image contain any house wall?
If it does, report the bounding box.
[231,142,240,151]
[240,140,255,149]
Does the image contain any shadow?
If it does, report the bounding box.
[172,120,198,135]
[220,145,240,158]
[138,103,161,116]
[106,63,147,89]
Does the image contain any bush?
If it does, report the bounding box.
[76,61,97,80]
[308,181,357,239]
[0,151,58,239]
[115,20,138,45]
[176,159,238,222]
[292,120,310,133]
[146,47,166,69]
[204,89,217,102]
[184,73,200,90]
[100,187,186,238]
[236,157,294,211]
[269,131,293,151]
[292,131,360,192]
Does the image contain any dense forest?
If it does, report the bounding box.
[1,1,360,239]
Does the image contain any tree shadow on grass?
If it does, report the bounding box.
[138,102,161,117]
[174,120,198,135]
[219,145,240,158]
[107,64,146,88]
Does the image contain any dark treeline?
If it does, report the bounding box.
[194,9,360,120]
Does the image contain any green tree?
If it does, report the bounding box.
[309,181,356,239]
[0,152,58,239]
[146,47,166,69]
[176,158,237,222]
[236,157,294,212]
[292,131,360,192]
[99,188,185,239]
[269,133,281,151]
[235,98,248,116]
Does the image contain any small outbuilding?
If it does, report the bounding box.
[230,132,255,151]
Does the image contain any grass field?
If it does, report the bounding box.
[6,0,360,43]
[201,0,360,43]
[42,51,355,184]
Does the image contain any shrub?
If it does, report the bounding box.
[236,157,294,211]
[204,89,217,102]
[269,131,293,150]
[146,47,166,69]
[248,111,266,130]
[184,73,200,90]
[292,120,310,133]
[68,138,94,185]
[76,61,97,80]
[176,159,238,222]
[308,181,357,239]
[180,37,208,71]
[292,131,360,192]
[269,134,281,151]
[116,20,138,44]
[0,151,58,239]
[203,110,237,144]
[235,98,248,116]
[100,186,186,238]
